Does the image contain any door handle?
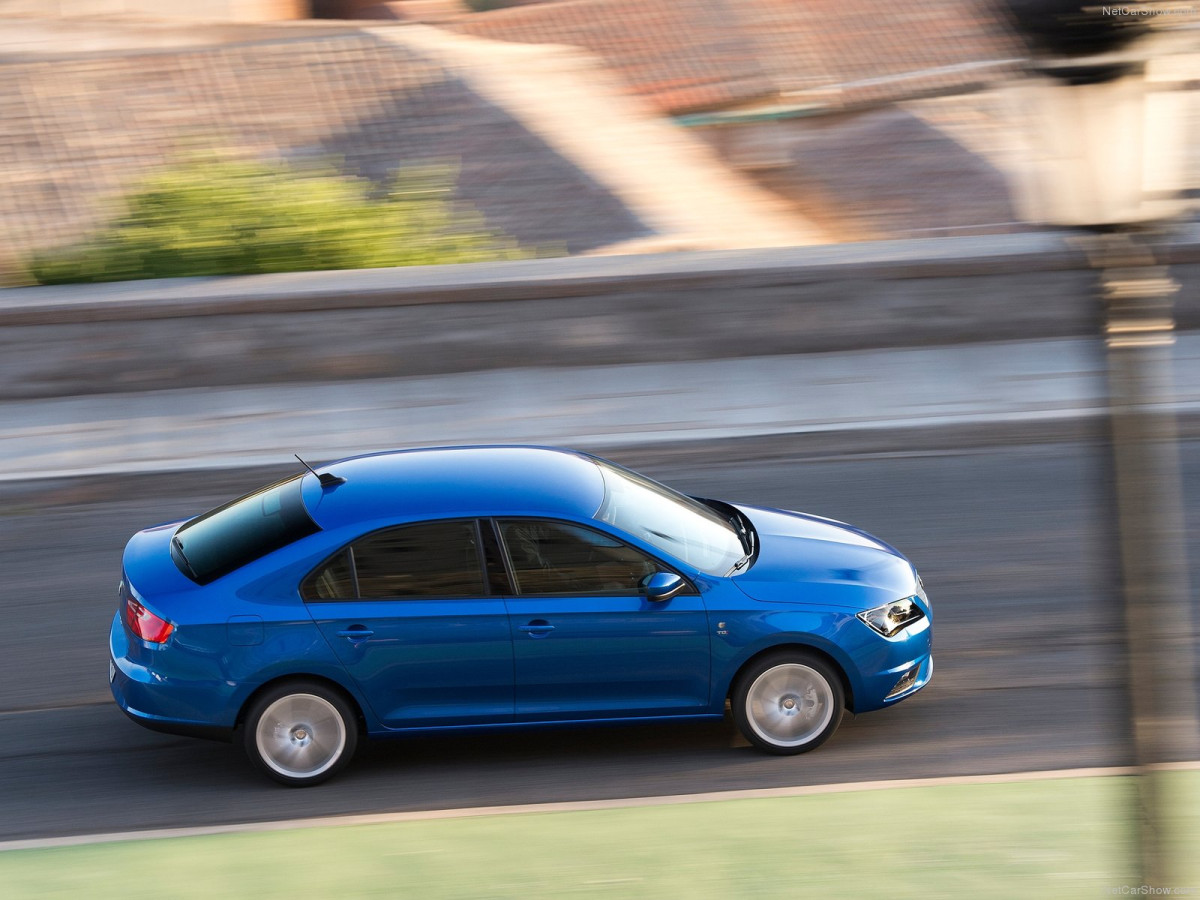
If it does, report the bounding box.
[336,627,374,640]
[518,620,555,638]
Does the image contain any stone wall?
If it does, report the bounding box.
[4,231,1200,400]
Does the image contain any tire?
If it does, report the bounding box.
[732,651,845,755]
[241,681,358,786]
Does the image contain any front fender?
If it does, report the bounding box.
[709,607,866,709]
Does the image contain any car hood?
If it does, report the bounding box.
[732,504,917,611]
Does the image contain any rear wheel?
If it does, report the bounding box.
[732,651,844,755]
[242,681,358,786]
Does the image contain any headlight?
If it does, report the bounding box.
[857,596,925,637]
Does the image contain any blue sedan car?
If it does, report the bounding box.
[110,446,932,785]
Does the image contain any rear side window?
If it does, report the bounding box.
[301,520,487,601]
[172,476,318,585]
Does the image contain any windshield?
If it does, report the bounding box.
[172,475,318,584]
[594,461,745,575]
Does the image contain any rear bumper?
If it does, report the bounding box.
[116,704,233,742]
[109,611,236,742]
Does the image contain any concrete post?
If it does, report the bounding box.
[1097,232,1199,887]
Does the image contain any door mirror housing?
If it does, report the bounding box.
[640,572,686,602]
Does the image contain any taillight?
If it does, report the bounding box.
[125,597,175,643]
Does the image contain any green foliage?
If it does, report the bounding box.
[464,0,522,11]
[28,157,525,284]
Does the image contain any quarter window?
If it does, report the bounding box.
[300,549,354,601]
[497,519,661,595]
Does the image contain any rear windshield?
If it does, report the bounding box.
[171,476,318,584]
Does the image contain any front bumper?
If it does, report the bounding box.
[847,612,933,712]
[882,652,933,703]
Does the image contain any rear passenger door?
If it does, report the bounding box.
[305,519,514,729]
[496,518,711,721]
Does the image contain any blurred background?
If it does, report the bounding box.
[1,1,1199,897]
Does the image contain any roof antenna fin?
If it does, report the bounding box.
[295,454,345,488]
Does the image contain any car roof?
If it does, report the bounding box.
[300,445,606,531]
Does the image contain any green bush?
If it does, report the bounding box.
[28,157,525,284]
[464,0,523,12]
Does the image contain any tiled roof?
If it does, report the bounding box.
[0,31,647,265]
[452,0,1021,114]
[454,0,781,114]
[791,0,1019,108]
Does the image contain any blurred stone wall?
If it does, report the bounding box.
[5,233,1200,400]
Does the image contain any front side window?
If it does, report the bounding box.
[301,520,486,600]
[498,519,661,595]
[173,475,318,585]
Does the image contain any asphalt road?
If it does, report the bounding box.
[2,429,1190,842]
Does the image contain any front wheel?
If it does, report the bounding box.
[732,652,845,755]
[242,681,358,786]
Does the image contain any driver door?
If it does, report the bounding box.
[495,518,711,721]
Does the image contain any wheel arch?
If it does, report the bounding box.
[724,642,856,712]
[235,673,369,735]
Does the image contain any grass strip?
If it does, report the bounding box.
[2,772,1196,899]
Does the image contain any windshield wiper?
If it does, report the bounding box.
[725,509,756,575]
[728,510,753,556]
[727,553,753,575]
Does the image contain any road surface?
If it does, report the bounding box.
[2,429,1192,842]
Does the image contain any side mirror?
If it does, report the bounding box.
[640,572,687,602]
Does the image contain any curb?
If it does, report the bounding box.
[3,762,1197,853]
